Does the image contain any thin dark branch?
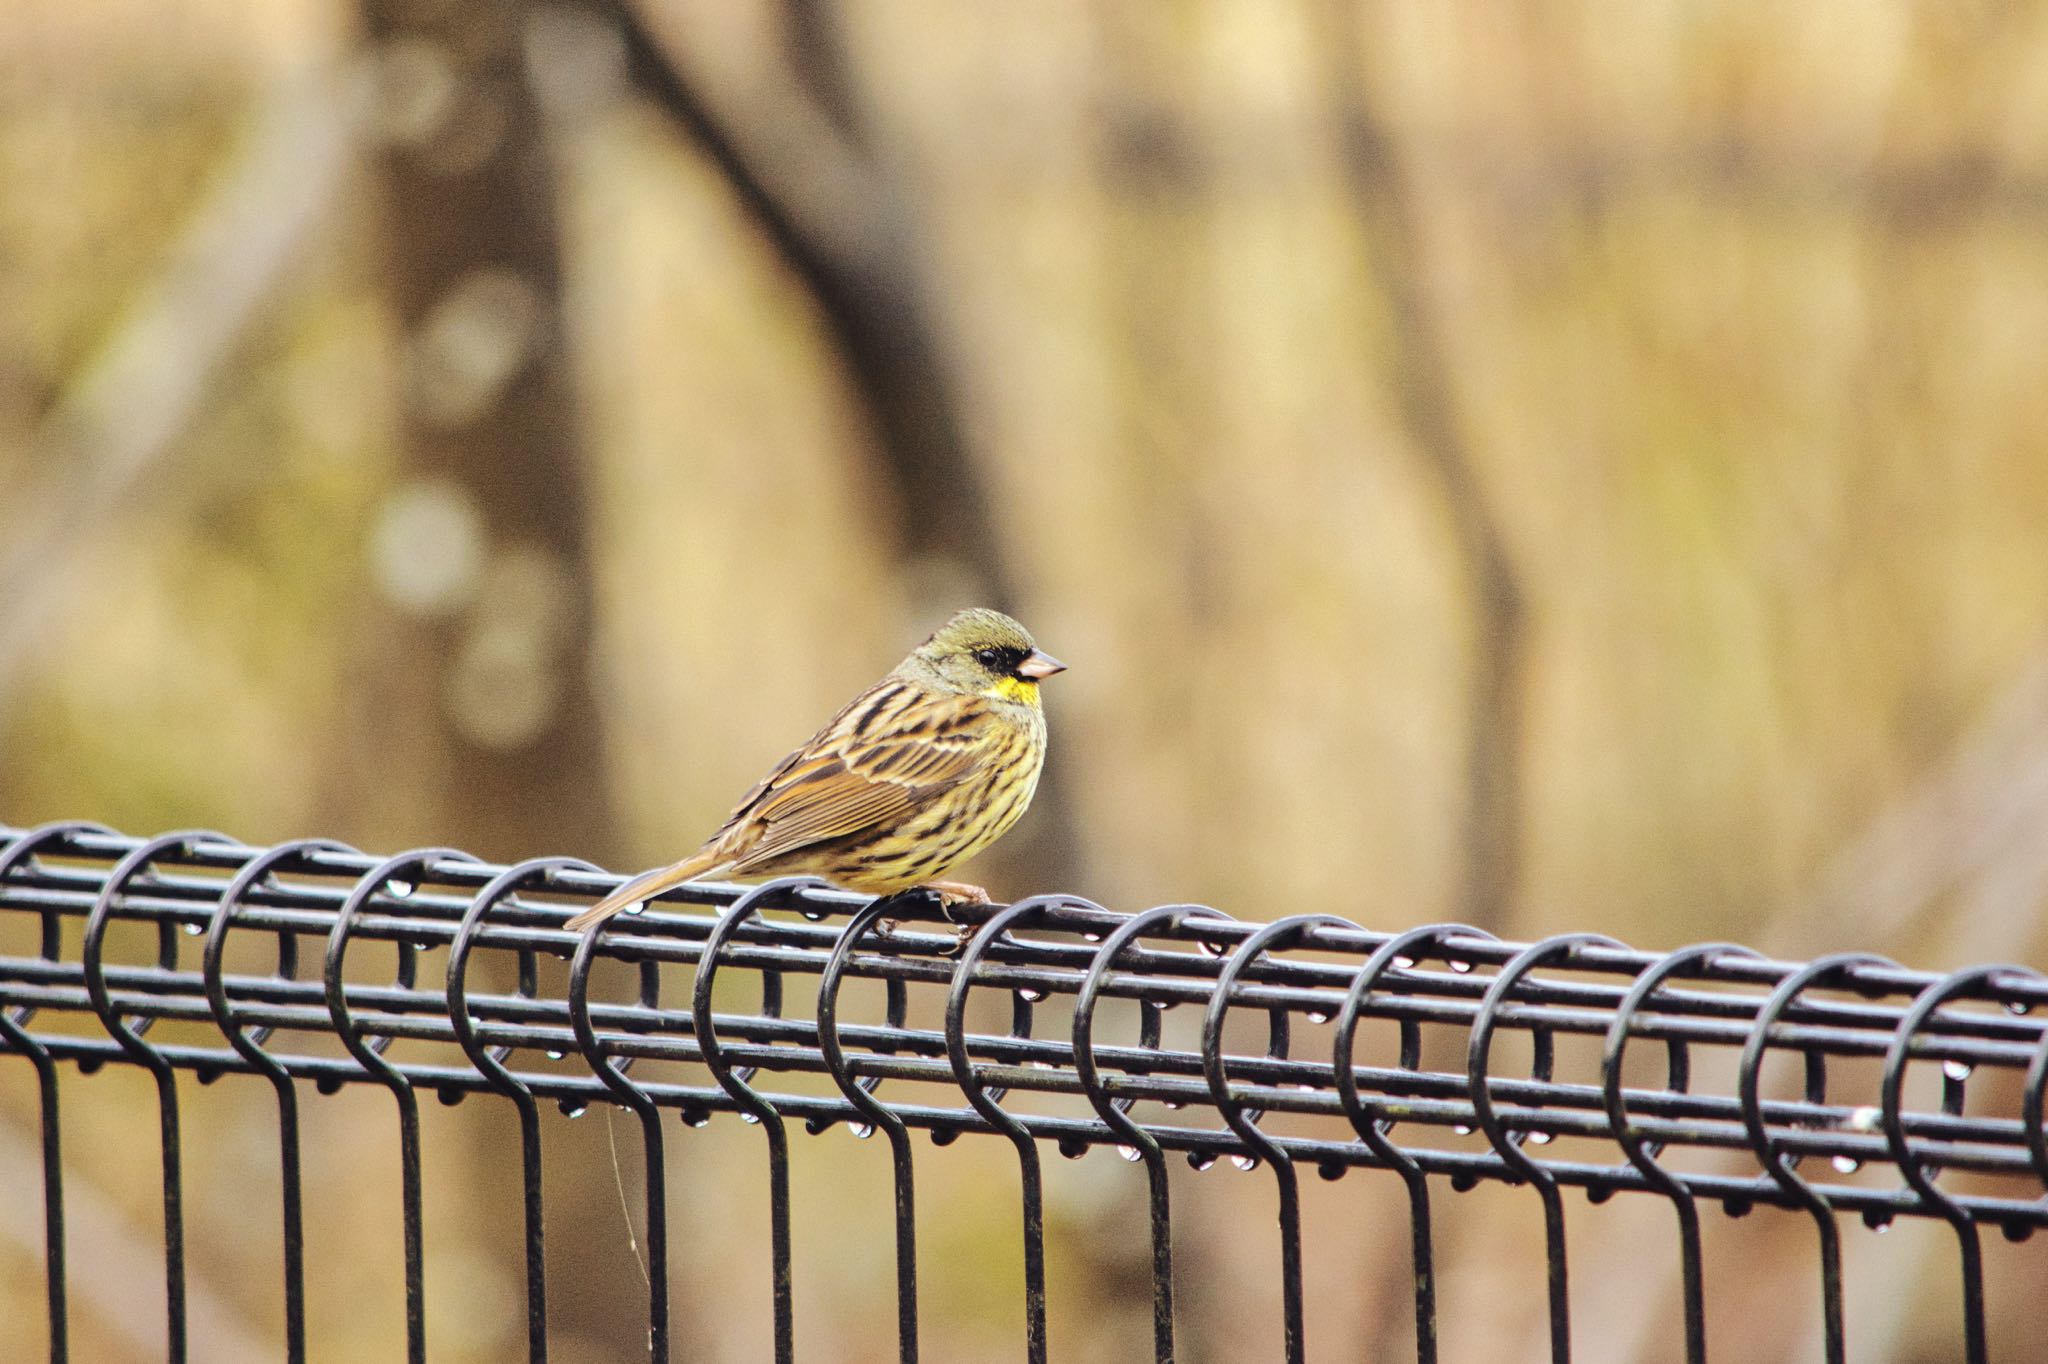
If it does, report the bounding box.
[0,63,365,718]
[606,0,1011,604]
[780,0,864,138]
[603,0,1084,889]
[1324,33,1527,934]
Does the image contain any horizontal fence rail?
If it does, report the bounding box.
[3,822,2047,1362]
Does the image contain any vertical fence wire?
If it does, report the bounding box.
[0,820,112,1364]
[201,837,352,1364]
[817,899,923,1364]
[9,825,2048,1362]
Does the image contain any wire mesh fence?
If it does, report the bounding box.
[3,820,2046,1362]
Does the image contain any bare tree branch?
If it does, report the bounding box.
[779,0,864,139]
[602,0,1085,888]
[604,0,1013,607]
[0,61,368,717]
[1322,20,1527,934]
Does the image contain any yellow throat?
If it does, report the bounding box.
[986,676,1041,706]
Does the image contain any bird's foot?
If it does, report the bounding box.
[922,882,990,955]
[870,883,989,955]
[921,881,992,915]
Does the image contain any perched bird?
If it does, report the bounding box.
[567,608,1065,932]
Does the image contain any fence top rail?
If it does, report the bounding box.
[5,820,2048,1234]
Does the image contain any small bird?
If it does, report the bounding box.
[567,608,1065,932]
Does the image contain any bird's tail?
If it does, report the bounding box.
[566,850,722,932]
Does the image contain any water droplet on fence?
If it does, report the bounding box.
[1449,959,1474,974]
[1393,955,1416,970]
[1117,1144,1143,1162]
[546,1050,565,1060]
[1082,930,1104,943]
[1943,1059,1973,1082]
[1527,1130,1553,1146]
[182,922,204,936]
[1018,986,1046,1003]
[740,1111,761,1125]
[2006,1000,2033,1016]
[682,1110,710,1128]
[799,906,829,923]
[1163,1100,1185,1111]
[1230,1153,1259,1172]
[851,1122,874,1140]
[1845,1105,1881,1133]
[1187,1152,1218,1172]
[1453,1124,1473,1136]
[1306,1010,1331,1025]
[388,879,415,898]
[1871,1219,1891,1234]
[623,900,646,916]
[1831,1154,1861,1174]
[561,1102,588,1119]
[1200,938,1229,959]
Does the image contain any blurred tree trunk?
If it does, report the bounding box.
[334,2,639,1357]
[331,1,614,867]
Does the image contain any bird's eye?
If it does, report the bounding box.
[974,648,1003,670]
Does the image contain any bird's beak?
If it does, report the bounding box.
[1016,649,1067,681]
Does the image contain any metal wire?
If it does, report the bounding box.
[5,822,2048,1362]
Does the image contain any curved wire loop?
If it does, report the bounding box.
[947,893,1082,1364]
[567,883,670,1362]
[2025,995,2048,1196]
[449,856,599,1364]
[81,828,236,1364]
[1074,903,1234,1364]
[818,897,924,1364]
[1205,912,1359,1364]
[1880,964,2037,1364]
[1334,922,1497,1364]
[1468,931,1627,1364]
[810,908,908,1138]
[1,819,117,1029]
[204,836,356,1364]
[1738,951,1899,1364]
[1601,941,1758,1364]
[695,877,820,1364]
[326,847,474,1364]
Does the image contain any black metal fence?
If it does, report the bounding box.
[3,822,2046,1362]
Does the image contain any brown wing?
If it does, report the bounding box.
[700,678,992,873]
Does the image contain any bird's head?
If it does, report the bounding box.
[903,607,1066,705]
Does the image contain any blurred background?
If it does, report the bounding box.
[7,0,2048,1359]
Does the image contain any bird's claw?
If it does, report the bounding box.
[869,884,989,956]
